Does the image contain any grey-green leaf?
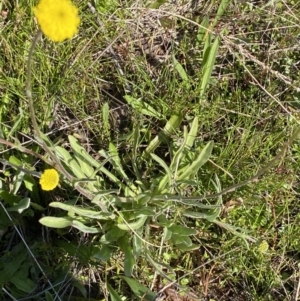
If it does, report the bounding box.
[118,236,135,276]
[7,197,30,213]
[178,141,213,180]
[39,216,73,228]
[169,224,197,236]
[119,276,156,301]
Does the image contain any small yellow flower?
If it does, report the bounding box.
[33,0,80,42]
[258,240,269,253]
[40,169,59,191]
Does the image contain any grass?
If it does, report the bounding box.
[1,0,300,300]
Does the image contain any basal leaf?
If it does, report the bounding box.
[119,276,156,301]
[118,236,135,276]
[107,283,123,301]
[55,146,85,178]
[7,197,30,213]
[178,141,213,180]
[69,135,95,178]
[117,216,148,231]
[100,226,126,244]
[71,220,101,233]
[39,216,73,228]
[49,202,114,220]
[200,36,219,104]
[169,224,197,236]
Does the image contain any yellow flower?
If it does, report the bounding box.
[40,169,59,191]
[258,240,269,253]
[33,0,80,42]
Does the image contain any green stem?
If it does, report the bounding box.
[25,31,106,210]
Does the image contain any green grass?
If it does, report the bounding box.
[1,0,300,300]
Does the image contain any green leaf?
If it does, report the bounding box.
[45,291,54,301]
[170,197,221,209]
[12,170,25,195]
[107,283,123,301]
[55,146,85,178]
[30,202,45,211]
[39,216,73,228]
[185,116,199,149]
[169,224,197,236]
[176,243,199,251]
[163,227,172,241]
[183,211,215,219]
[10,274,36,293]
[212,0,231,29]
[124,95,164,119]
[145,252,176,282]
[119,276,156,301]
[150,153,173,192]
[157,214,173,227]
[206,175,223,221]
[7,197,30,213]
[69,135,95,178]
[7,107,23,139]
[133,229,143,260]
[0,190,21,206]
[213,220,256,243]
[49,202,115,220]
[102,102,110,135]
[200,36,219,104]
[178,141,213,180]
[196,17,209,46]
[172,55,189,82]
[117,215,148,231]
[93,246,113,262]
[72,220,101,233]
[72,278,87,298]
[171,234,193,246]
[118,236,135,276]
[169,126,189,172]
[0,243,28,284]
[108,143,137,194]
[100,226,126,243]
[144,113,183,158]
[23,174,35,192]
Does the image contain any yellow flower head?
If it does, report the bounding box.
[40,169,59,191]
[258,240,269,253]
[33,0,80,42]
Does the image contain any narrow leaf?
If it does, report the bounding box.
[151,153,172,192]
[169,224,197,236]
[107,283,123,301]
[119,276,156,301]
[49,202,114,220]
[69,135,95,178]
[124,95,163,118]
[39,216,73,228]
[71,220,101,233]
[178,141,213,180]
[200,36,219,104]
[143,113,183,158]
[118,236,135,276]
[7,197,30,213]
[117,216,148,231]
[173,55,188,81]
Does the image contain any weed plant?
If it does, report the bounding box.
[0,0,300,300]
